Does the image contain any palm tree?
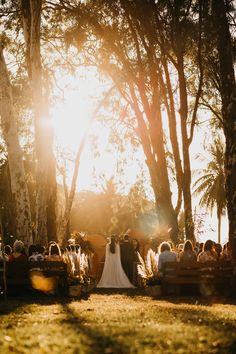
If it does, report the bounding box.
[193,138,226,244]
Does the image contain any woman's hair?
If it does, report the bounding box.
[183,240,194,252]
[203,239,214,252]
[13,240,24,253]
[36,245,45,254]
[4,244,12,255]
[109,235,116,254]
[28,244,37,257]
[159,241,171,253]
[49,243,61,256]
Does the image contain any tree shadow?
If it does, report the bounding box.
[61,303,129,354]
[92,287,236,305]
[158,304,236,353]
[0,292,89,315]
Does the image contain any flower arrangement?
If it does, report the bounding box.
[137,252,161,287]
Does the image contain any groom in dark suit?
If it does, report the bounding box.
[120,235,135,283]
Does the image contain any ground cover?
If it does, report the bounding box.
[0,291,236,353]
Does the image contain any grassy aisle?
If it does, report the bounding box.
[0,291,236,353]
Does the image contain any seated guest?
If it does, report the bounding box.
[214,243,222,260]
[29,244,45,261]
[158,241,177,272]
[197,242,204,256]
[46,242,63,262]
[0,244,12,261]
[179,240,197,263]
[220,242,232,261]
[8,240,28,262]
[197,239,218,263]
[4,245,12,260]
[28,244,37,259]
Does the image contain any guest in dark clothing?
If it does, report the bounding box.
[132,238,140,286]
[214,243,222,260]
[120,235,135,283]
[4,245,12,261]
[4,245,12,257]
[8,240,27,262]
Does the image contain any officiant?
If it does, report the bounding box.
[120,235,135,283]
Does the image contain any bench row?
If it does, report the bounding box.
[161,260,235,296]
[0,261,68,296]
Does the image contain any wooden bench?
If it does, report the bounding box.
[0,261,68,296]
[161,261,233,296]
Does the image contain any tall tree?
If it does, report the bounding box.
[193,138,226,244]
[0,44,33,246]
[20,0,57,244]
[56,0,204,243]
[211,0,236,260]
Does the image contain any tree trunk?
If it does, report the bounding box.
[212,0,236,261]
[161,59,183,216]
[20,0,57,245]
[129,85,179,244]
[177,52,195,243]
[58,119,89,245]
[0,45,33,247]
[217,213,221,245]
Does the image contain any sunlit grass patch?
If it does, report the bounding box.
[0,294,236,353]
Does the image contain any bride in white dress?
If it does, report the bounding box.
[97,235,134,288]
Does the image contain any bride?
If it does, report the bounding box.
[97,235,134,288]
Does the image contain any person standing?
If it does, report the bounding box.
[120,235,135,283]
[97,235,134,288]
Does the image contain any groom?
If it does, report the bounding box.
[120,235,135,283]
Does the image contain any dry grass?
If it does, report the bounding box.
[0,291,236,353]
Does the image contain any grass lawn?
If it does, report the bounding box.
[0,290,236,353]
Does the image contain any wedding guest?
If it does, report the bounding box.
[0,243,7,261]
[220,242,232,261]
[8,240,28,262]
[29,244,45,261]
[28,244,37,258]
[179,240,197,263]
[158,241,177,272]
[197,242,204,256]
[4,245,12,261]
[214,243,222,260]
[197,239,218,263]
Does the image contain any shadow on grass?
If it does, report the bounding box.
[159,305,236,353]
[92,287,236,305]
[61,303,129,354]
[0,291,90,315]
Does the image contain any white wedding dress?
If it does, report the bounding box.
[97,242,135,288]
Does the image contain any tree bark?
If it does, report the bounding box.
[212,0,236,260]
[161,59,183,216]
[177,52,195,242]
[129,84,179,244]
[0,45,33,247]
[217,213,221,245]
[20,0,57,245]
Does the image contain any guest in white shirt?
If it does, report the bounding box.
[158,241,177,272]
